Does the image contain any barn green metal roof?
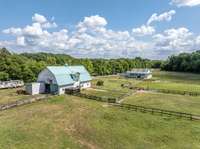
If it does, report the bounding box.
[47,65,91,86]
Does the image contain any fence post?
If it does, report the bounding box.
[190,114,193,121]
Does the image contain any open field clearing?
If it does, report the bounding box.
[136,81,200,94]
[123,92,200,114]
[153,70,200,84]
[134,70,200,94]
[0,95,200,149]
[92,76,141,92]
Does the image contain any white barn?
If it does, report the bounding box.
[26,65,92,95]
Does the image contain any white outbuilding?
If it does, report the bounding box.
[25,83,45,95]
[26,64,92,95]
[122,69,152,79]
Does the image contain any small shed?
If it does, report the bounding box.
[25,83,45,95]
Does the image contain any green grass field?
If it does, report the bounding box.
[136,81,200,93]
[0,95,199,149]
[135,70,200,94]
[0,88,41,105]
[81,88,126,98]
[0,70,200,149]
[123,92,200,114]
[92,76,140,92]
[153,70,200,84]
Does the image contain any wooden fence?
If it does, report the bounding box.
[72,92,200,121]
[122,84,200,96]
[73,92,117,103]
[110,103,200,121]
[0,95,50,111]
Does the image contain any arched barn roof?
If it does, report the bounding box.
[46,65,92,86]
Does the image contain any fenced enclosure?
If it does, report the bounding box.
[111,103,200,121]
[73,92,117,103]
[0,95,50,111]
[121,83,200,96]
[0,80,24,89]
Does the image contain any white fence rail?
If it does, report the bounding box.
[0,80,24,89]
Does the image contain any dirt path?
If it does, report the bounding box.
[117,91,136,104]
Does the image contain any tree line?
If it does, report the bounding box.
[161,51,200,73]
[0,48,160,82]
[1,47,199,83]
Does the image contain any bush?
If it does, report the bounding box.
[96,80,104,86]
[17,89,26,95]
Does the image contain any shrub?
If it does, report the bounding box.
[96,80,104,86]
[17,89,26,95]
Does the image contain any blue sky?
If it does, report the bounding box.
[0,0,200,59]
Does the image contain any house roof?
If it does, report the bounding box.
[126,69,152,75]
[47,65,92,86]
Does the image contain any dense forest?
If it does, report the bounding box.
[0,48,159,82]
[161,51,200,73]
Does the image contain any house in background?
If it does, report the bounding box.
[121,69,152,79]
[26,64,92,95]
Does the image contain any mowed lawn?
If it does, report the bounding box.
[82,76,139,98]
[92,76,141,92]
[123,92,200,114]
[136,81,200,93]
[153,70,200,84]
[81,88,126,98]
[0,95,200,149]
[136,70,200,94]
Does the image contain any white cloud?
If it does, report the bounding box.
[132,10,176,37]
[3,27,22,35]
[147,10,176,25]
[171,0,200,7]
[1,14,200,59]
[32,13,47,23]
[16,36,26,46]
[32,13,57,29]
[152,27,197,58]
[77,15,107,30]
[132,25,155,36]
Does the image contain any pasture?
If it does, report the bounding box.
[0,95,199,149]
[123,92,200,114]
[0,70,200,149]
[135,70,200,95]
[0,88,41,105]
